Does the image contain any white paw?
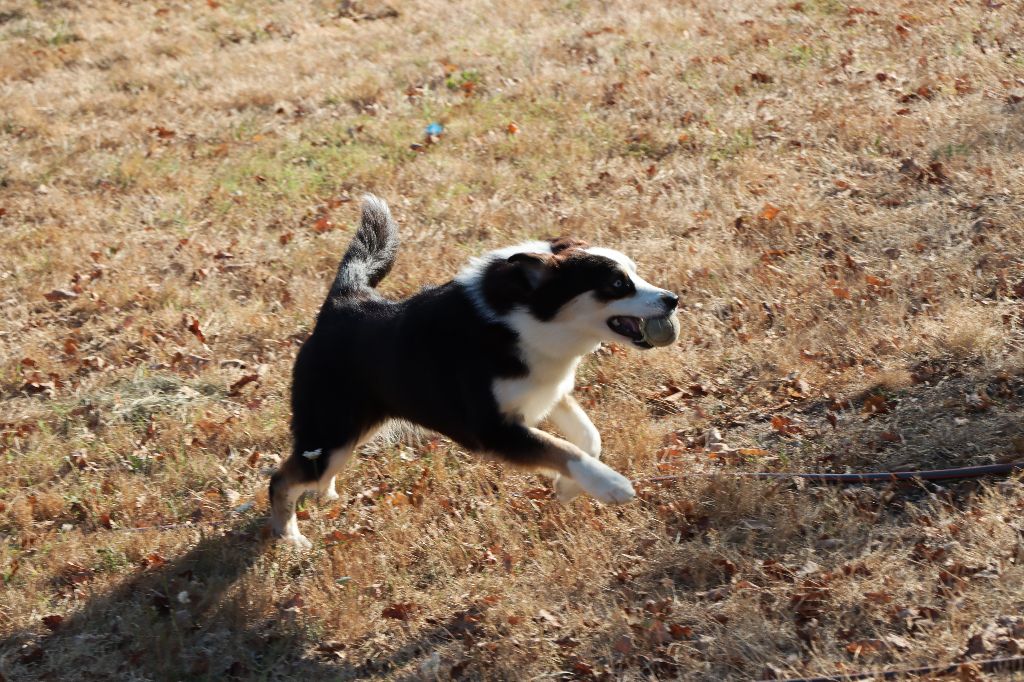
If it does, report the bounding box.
[566,458,636,505]
[554,475,585,503]
[271,513,313,550]
[319,477,340,502]
[280,531,313,550]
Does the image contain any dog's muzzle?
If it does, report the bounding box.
[607,313,679,348]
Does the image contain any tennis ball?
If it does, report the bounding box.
[641,314,680,347]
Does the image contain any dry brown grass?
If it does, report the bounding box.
[2,0,1024,679]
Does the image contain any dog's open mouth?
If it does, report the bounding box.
[607,316,654,349]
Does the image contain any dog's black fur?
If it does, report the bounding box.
[280,208,647,484]
[270,196,676,546]
[289,278,535,472]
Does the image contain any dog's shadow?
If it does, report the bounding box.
[0,518,423,675]
[0,519,462,681]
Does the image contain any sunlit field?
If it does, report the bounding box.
[1,0,1023,679]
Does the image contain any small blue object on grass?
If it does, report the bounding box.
[425,122,444,136]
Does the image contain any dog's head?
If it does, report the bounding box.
[459,238,679,354]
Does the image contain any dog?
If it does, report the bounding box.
[269,195,680,548]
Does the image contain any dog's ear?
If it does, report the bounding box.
[507,252,556,289]
[549,237,588,255]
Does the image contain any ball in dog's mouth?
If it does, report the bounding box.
[641,314,680,347]
[607,314,679,348]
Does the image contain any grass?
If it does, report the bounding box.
[1,0,1024,679]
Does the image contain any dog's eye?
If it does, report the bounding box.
[612,278,624,289]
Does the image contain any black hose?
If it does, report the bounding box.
[645,461,1024,485]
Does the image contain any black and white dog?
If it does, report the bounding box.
[270,196,679,548]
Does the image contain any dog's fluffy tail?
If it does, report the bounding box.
[329,194,399,297]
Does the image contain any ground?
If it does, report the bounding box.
[1,0,1024,680]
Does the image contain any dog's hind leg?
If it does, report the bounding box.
[319,427,381,502]
[317,446,353,502]
[270,428,380,549]
[269,440,355,549]
[546,395,602,504]
[268,453,320,550]
[483,423,633,505]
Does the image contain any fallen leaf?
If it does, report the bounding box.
[536,608,562,628]
[327,529,359,543]
[885,634,912,651]
[148,125,176,139]
[42,614,64,631]
[846,639,886,655]
[670,623,693,640]
[382,602,418,621]
[382,491,410,506]
[22,376,56,396]
[864,591,892,604]
[759,203,781,221]
[573,661,595,676]
[228,374,260,396]
[316,641,346,659]
[613,635,634,655]
[44,289,78,302]
[555,634,580,648]
[141,553,166,569]
[524,487,552,500]
[965,633,990,657]
[831,286,851,300]
[184,316,206,344]
[862,394,890,415]
[771,415,802,436]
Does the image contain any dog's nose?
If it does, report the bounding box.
[660,292,679,311]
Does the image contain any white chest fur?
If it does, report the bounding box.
[493,355,580,426]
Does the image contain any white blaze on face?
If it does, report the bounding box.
[456,241,676,359]
[568,247,677,350]
[494,245,678,351]
[585,246,672,319]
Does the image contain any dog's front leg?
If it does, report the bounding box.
[485,423,633,505]
[547,394,602,503]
